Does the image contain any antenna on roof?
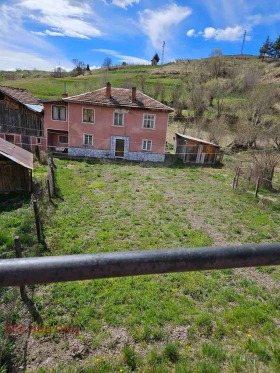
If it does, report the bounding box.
[241,30,246,55]
[161,41,165,66]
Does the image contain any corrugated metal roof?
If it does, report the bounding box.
[0,137,33,169]
[175,133,220,147]
[24,104,44,113]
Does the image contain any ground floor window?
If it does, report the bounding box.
[5,134,15,143]
[142,139,152,151]
[83,134,93,146]
[36,137,41,144]
[59,135,68,144]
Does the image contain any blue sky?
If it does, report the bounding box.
[1,0,280,71]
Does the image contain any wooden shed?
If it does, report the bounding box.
[0,137,33,193]
[174,133,223,165]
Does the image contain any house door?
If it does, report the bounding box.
[115,139,125,158]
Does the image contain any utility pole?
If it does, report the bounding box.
[241,30,247,55]
[161,41,165,66]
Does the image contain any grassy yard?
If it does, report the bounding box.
[1,159,280,372]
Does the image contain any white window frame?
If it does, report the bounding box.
[83,134,93,146]
[142,139,152,151]
[143,114,155,129]
[36,137,41,144]
[52,105,66,121]
[113,112,124,126]
[59,135,68,144]
[82,108,94,123]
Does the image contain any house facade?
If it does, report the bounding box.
[174,133,223,164]
[42,83,173,162]
[0,86,44,151]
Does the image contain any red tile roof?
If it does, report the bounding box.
[0,86,40,105]
[0,137,33,169]
[64,87,174,112]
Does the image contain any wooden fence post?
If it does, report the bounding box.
[47,178,52,202]
[235,167,241,189]
[50,165,56,196]
[32,195,41,242]
[14,236,26,299]
[255,177,261,198]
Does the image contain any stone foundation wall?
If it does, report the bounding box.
[68,148,165,162]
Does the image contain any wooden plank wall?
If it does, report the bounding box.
[0,159,31,193]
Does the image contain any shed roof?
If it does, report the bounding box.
[0,137,33,169]
[175,133,220,147]
[0,85,41,106]
[63,87,174,112]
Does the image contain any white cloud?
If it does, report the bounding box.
[0,2,71,70]
[112,0,139,9]
[201,25,245,41]
[139,4,192,48]
[20,0,102,39]
[92,49,150,64]
[186,29,195,37]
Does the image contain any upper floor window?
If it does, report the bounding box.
[83,108,94,123]
[52,105,66,121]
[143,114,155,129]
[114,112,124,126]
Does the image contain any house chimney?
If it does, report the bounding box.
[106,82,111,99]
[132,87,136,102]
[62,82,68,98]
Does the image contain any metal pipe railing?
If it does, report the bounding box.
[0,243,280,287]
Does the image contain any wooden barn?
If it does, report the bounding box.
[174,133,223,165]
[0,137,33,193]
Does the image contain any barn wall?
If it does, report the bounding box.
[0,158,31,193]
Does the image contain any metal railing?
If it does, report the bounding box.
[1,243,280,287]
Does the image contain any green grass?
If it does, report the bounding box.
[1,159,280,372]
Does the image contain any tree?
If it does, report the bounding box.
[252,150,280,190]
[151,53,160,66]
[72,59,86,76]
[86,64,90,71]
[52,66,66,78]
[209,49,223,57]
[206,78,232,118]
[259,37,274,59]
[102,57,112,70]
[273,36,280,58]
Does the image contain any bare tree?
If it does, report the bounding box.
[52,66,67,78]
[252,150,280,190]
[102,57,112,70]
[72,59,86,76]
[206,78,232,117]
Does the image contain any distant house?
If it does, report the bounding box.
[174,133,223,164]
[0,86,44,151]
[0,137,33,193]
[42,83,173,162]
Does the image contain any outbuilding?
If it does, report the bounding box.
[0,137,33,193]
[174,133,223,164]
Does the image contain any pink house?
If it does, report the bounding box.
[42,83,173,162]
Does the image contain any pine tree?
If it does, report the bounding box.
[259,36,274,59]
[151,53,160,66]
[273,36,280,58]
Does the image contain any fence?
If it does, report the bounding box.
[1,242,280,287]
[232,161,280,198]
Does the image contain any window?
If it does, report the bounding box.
[143,114,155,129]
[83,108,94,123]
[142,140,152,151]
[59,135,68,144]
[5,134,14,143]
[114,112,124,126]
[36,137,41,144]
[52,105,66,121]
[83,134,93,146]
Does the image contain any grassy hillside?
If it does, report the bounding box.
[1,159,280,372]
